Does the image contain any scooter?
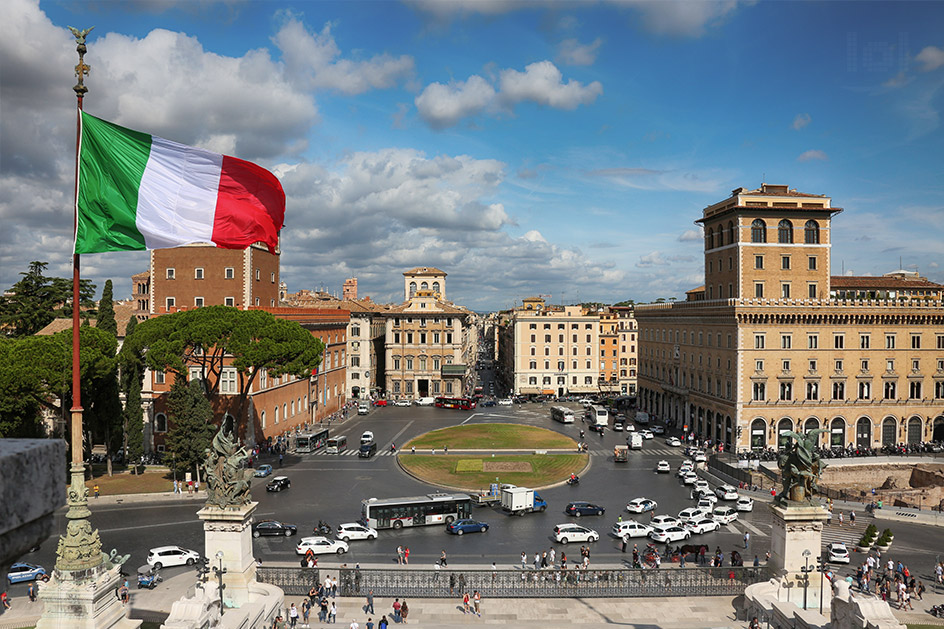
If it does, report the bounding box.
[313,521,333,536]
[567,475,580,486]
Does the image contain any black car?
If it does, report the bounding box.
[266,476,291,492]
[481,400,496,407]
[251,519,297,537]
[564,501,605,517]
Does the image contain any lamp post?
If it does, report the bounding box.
[213,550,227,616]
[800,549,813,610]
[817,554,827,615]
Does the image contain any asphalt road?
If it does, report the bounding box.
[8,400,943,597]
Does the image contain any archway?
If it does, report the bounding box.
[778,418,793,450]
[725,416,733,450]
[934,416,944,442]
[882,417,897,446]
[830,417,845,447]
[907,416,922,444]
[804,418,821,447]
[856,417,872,449]
[750,418,767,450]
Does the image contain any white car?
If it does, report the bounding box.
[676,463,693,477]
[693,452,708,463]
[736,497,754,512]
[655,460,671,473]
[684,518,721,535]
[296,536,349,555]
[649,525,690,543]
[394,399,411,407]
[666,436,681,447]
[360,431,375,444]
[650,515,679,528]
[497,398,513,406]
[682,472,698,485]
[612,520,651,539]
[640,430,654,440]
[710,507,739,525]
[694,480,710,493]
[696,497,718,512]
[715,485,739,501]
[827,542,850,564]
[626,498,658,513]
[553,523,599,544]
[336,523,378,542]
[678,507,709,523]
[651,425,665,435]
[146,546,201,570]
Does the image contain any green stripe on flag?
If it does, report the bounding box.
[75,112,153,254]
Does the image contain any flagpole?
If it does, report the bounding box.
[55,24,104,575]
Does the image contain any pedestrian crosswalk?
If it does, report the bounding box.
[305,450,397,457]
[588,447,684,457]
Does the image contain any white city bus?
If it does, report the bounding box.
[550,406,576,424]
[361,493,472,530]
[295,429,329,453]
[590,405,609,428]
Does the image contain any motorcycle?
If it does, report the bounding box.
[313,521,333,536]
[930,604,944,618]
[567,475,580,486]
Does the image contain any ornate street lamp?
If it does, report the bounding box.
[213,550,227,616]
[800,549,813,610]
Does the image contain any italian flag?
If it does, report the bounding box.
[75,112,285,255]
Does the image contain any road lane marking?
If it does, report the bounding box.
[738,519,767,537]
[384,420,414,450]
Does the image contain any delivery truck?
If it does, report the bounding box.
[500,487,547,515]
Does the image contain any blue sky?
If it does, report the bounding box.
[2,0,942,310]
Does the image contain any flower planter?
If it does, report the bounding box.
[857,545,872,553]
[875,543,891,552]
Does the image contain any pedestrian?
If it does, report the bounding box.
[540,551,547,569]
[279,452,284,467]
[187,480,194,495]
[94,484,100,498]
[319,598,328,622]
[404,547,410,564]
[473,590,481,617]
[561,552,567,569]
[533,552,540,570]
[349,620,359,629]
[400,600,409,624]
[839,512,844,526]
[366,589,375,614]
[462,592,470,614]
[194,478,200,493]
[379,616,388,629]
[753,555,760,567]
[440,550,448,567]
[173,479,179,494]
[744,532,750,549]
[302,599,311,627]
[549,548,556,566]
[118,580,129,603]
[392,598,401,622]
[366,618,374,629]
[273,615,287,629]
[289,603,299,628]
[328,601,337,624]
[850,510,856,525]
[1,591,10,611]
[520,551,527,570]
[621,536,627,553]
[449,573,456,595]
[396,546,403,565]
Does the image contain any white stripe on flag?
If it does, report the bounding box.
[136,136,223,250]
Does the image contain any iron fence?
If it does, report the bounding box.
[257,566,770,599]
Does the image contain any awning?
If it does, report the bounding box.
[542,389,555,395]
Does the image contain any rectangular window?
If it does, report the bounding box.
[754,283,764,299]
[782,360,791,372]
[937,334,944,349]
[859,381,871,399]
[809,360,817,372]
[155,371,165,385]
[194,297,204,307]
[861,359,869,372]
[808,256,817,271]
[860,335,870,349]
[755,255,764,269]
[886,335,896,349]
[781,335,792,349]
[832,381,845,400]
[911,335,921,349]
[752,382,765,401]
[835,359,843,372]
[808,335,818,349]
[808,283,817,299]
[754,334,765,349]
[781,256,791,270]
[225,267,234,279]
[755,360,764,371]
[194,268,204,280]
[912,359,920,372]
[224,297,234,307]
[166,268,175,279]
[834,335,844,349]
[780,382,792,401]
[781,283,791,299]
[220,368,237,394]
[884,381,896,399]
[255,269,260,281]
[165,297,175,310]
[886,359,894,372]
[806,381,818,400]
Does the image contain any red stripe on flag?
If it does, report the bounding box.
[212,155,285,253]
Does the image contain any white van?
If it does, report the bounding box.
[414,397,436,406]
[357,402,370,415]
[634,411,650,425]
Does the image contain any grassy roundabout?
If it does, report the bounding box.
[400,423,588,491]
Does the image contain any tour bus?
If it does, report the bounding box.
[361,493,473,530]
[295,429,329,454]
[550,406,575,424]
[589,405,609,428]
[434,396,476,410]
[325,435,347,454]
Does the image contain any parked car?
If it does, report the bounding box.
[146,546,200,570]
[295,536,349,555]
[827,542,850,564]
[611,520,652,539]
[710,506,739,525]
[565,502,606,517]
[714,485,739,501]
[655,460,671,473]
[373,399,388,407]
[337,523,378,542]
[266,476,291,492]
[553,524,599,544]
[649,525,690,543]
[684,518,721,535]
[394,399,411,407]
[253,464,273,478]
[252,520,297,538]
[414,397,436,406]
[666,436,682,447]
[6,563,48,584]
[625,498,658,513]
[736,497,755,512]
[650,515,680,528]
[446,519,490,535]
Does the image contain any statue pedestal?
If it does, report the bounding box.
[769,502,829,610]
[197,502,258,609]
[36,561,140,629]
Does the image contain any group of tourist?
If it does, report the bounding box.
[521,546,592,571]
[847,553,934,610]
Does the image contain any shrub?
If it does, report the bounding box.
[864,523,878,538]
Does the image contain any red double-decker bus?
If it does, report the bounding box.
[435,396,476,410]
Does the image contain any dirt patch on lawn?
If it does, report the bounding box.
[483,461,532,472]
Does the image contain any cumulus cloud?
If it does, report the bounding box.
[415,60,601,129]
[915,45,944,72]
[797,149,828,162]
[792,113,811,130]
[557,37,603,66]
[273,18,414,94]
[677,228,703,242]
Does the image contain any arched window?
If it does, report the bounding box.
[751,219,767,243]
[728,221,736,245]
[856,417,872,447]
[881,417,896,445]
[778,418,793,450]
[830,417,845,447]
[409,281,417,297]
[750,418,767,450]
[155,413,167,433]
[804,417,819,433]
[432,282,440,294]
[420,281,429,290]
[778,219,794,244]
[705,227,713,250]
[804,220,820,244]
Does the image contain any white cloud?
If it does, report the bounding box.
[677,228,703,242]
[797,149,828,162]
[915,46,944,72]
[792,113,811,130]
[635,251,694,268]
[586,167,729,193]
[499,61,603,109]
[883,72,910,89]
[557,37,603,66]
[415,75,497,129]
[415,60,601,129]
[272,18,414,95]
